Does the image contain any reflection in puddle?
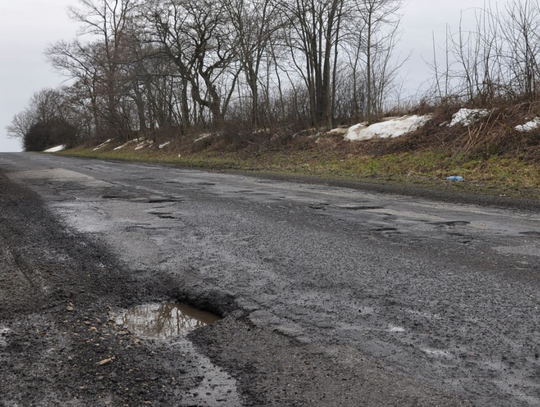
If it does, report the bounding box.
[116,302,221,339]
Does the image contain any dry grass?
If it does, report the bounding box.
[57,103,540,200]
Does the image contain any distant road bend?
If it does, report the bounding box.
[1,152,540,406]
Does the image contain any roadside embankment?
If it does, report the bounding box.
[56,105,540,201]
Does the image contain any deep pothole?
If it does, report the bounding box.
[116,302,221,339]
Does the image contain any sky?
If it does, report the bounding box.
[0,0,507,152]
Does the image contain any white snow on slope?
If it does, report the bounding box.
[345,115,431,141]
[515,117,540,132]
[194,133,213,143]
[327,127,349,136]
[114,139,137,151]
[44,145,66,153]
[159,141,171,149]
[135,139,154,150]
[92,139,112,151]
[449,109,490,127]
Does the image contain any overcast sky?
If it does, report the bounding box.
[0,0,506,152]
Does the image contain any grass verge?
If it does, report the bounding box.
[57,145,540,201]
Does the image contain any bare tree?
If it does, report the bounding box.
[48,0,138,140]
[500,0,540,100]
[352,0,402,121]
[280,0,348,129]
[223,0,282,128]
[146,0,240,128]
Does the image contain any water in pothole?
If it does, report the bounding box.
[116,302,221,339]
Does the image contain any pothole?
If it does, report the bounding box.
[338,204,383,210]
[147,198,183,204]
[115,302,221,339]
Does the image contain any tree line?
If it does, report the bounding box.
[12,0,540,152]
[8,0,403,150]
[428,0,540,106]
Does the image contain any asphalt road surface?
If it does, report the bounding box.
[1,152,540,406]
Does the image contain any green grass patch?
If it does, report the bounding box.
[58,146,540,200]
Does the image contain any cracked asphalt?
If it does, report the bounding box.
[1,152,540,406]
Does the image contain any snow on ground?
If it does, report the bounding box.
[449,109,490,127]
[345,115,431,141]
[515,118,540,132]
[194,133,213,143]
[326,127,349,136]
[113,140,137,151]
[159,141,171,149]
[92,139,112,151]
[135,139,154,150]
[44,145,66,153]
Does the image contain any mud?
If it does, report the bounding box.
[0,171,240,406]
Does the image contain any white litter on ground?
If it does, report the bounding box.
[345,115,431,141]
[159,141,171,149]
[92,139,112,151]
[449,109,490,127]
[44,145,66,153]
[515,117,540,132]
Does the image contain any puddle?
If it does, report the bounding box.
[116,302,221,339]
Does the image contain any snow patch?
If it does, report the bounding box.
[449,109,490,127]
[92,139,112,151]
[345,115,431,141]
[159,141,171,149]
[135,139,153,150]
[326,127,348,136]
[194,133,213,143]
[515,117,540,132]
[44,145,66,153]
[114,139,139,151]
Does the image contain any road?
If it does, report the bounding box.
[1,152,539,406]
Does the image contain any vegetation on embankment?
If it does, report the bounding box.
[59,136,540,202]
[54,102,540,201]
